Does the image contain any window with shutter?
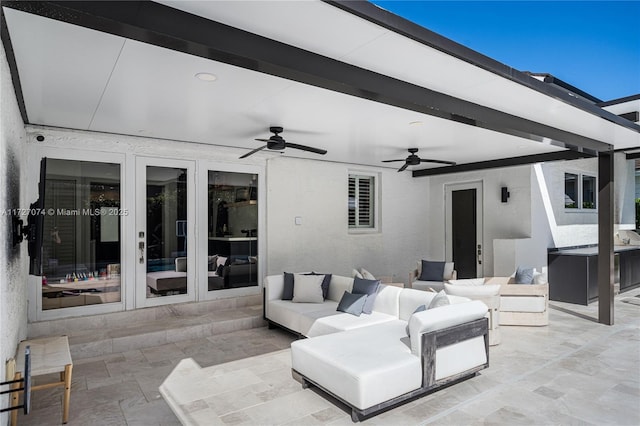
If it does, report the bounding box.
[348,174,375,229]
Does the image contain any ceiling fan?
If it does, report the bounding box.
[382,148,456,172]
[239,126,327,159]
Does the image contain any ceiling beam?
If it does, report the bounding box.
[2,1,613,154]
[412,151,594,177]
[327,0,640,134]
[627,152,640,160]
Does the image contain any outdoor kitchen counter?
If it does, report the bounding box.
[548,245,640,305]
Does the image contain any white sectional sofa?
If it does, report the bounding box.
[264,274,490,421]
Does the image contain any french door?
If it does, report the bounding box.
[445,181,484,278]
[135,157,195,308]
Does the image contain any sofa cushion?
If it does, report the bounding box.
[352,277,381,314]
[399,288,438,321]
[501,295,546,313]
[175,257,187,272]
[306,310,397,338]
[515,266,534,284]
[268,299,338,334]
[419,260,445,281]
[336,291,367,316]
[427,290,450,310]
[412,281,445,292]
[448,278,485,286]
[291,321,421,410]
[444,282,501,297]
[292,274,325,303]
[327,276,354,302]
[372,285,402,317]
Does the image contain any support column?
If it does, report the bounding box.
[598,151,614,325]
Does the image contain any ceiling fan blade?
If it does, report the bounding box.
[419,159,457,166]
[254,138,271,142]
[239,145,268,159]
[284,142,327,155]
[381,159,405,163]
[397,163,409,172]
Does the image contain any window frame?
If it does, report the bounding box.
[348,172,379,233]
[564,171,597,212]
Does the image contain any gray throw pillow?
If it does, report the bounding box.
[282,272,295,300]
[427,290,450,310]
[352,277,380,314]
[406,304,426,336]
[310,272,332,300]
[337,291,367,316]
[419,260,445,281]
[515,266,534,284]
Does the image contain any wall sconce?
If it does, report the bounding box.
[501,187,510,203]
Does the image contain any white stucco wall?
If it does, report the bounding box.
[1,42,28,423]
[22,124,430,313]
[536,154,637,248]
[425,165,533,277]
[265,156,429,282]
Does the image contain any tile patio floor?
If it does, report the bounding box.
[16,287,640,425]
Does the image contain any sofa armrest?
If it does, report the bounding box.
[500,282,548,297]
[484,276,512,285]
[409,269,419,287]
[264,274,284,301]
[408,300,488,356]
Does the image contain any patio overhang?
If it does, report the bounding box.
[2,0,638,326]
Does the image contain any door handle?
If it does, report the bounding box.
[139,241,145,264]
[477,244,482,265]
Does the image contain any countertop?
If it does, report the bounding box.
[550,245,640,256]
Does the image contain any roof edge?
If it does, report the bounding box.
[597,94,640,107]
[324,0,640,134]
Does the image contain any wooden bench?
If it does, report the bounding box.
[8,336,73,425]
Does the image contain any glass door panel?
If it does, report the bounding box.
[146,166,188,297]
[136,159,195,307]
[41,159,122,310]
[207,170,258,291]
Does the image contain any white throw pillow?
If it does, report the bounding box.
[533,271,547,284]
[427,290,450,309]
[359,268,376,280]
[444,283,500,297]
[292,274,325,303]
[352,269,363,279]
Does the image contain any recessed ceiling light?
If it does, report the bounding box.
[195,72,217,82]
[409,121,423,126]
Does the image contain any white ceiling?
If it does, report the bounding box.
[3,1,639,172]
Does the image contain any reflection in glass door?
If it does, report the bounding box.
[41,159,122,310]
[207,171,258,291]
[136,159,194,307]
[145,166,188,297]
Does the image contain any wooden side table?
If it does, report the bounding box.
[10,336,73,425]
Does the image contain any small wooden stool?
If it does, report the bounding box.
[10,336,73,425]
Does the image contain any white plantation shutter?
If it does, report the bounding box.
[348,174,375,228]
